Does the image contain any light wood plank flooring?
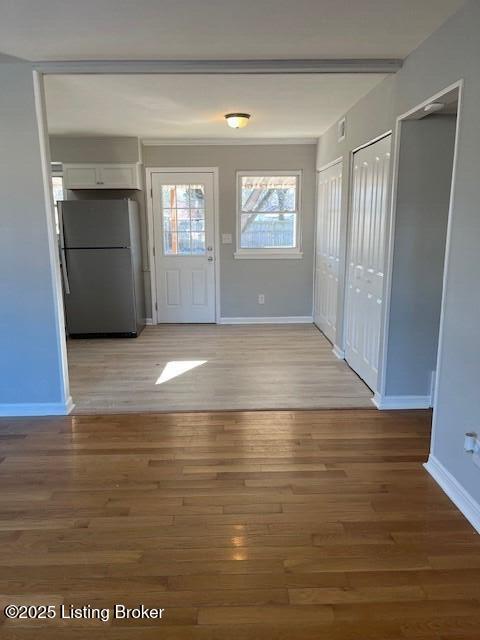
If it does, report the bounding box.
[0,409,479,638]
[67,324,373,413]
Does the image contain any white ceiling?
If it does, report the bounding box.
[0,0,465,61]
[44,73,386,139]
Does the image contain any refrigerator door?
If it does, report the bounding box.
[61,200,131,248]
[64,248,136,335]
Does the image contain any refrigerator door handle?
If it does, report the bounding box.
[61,248,71,295]
[58,202,71,294]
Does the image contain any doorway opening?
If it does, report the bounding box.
[375,82,462,410]
[38,70,382,414]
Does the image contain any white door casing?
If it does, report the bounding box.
[151,171,216,323]
[345,135,391,391]
[314,160,342,344]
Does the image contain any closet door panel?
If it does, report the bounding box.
[314,160,342,344]
[345,136,391,391]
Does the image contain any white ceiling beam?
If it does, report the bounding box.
[141,137,318,146]
[34,58,402,75]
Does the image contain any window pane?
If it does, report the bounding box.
[240,213,296,249]
[189,185,205,207]
[162,185,176,208]
[161,183,207,255]
[175,185,191,208]
[176,208,191,233]
[164,232,192,255]
[163,208,175,233]
[176,232,191,255]
[191,216,205,232]
[164,230,175,255]
[191,232,206,254]
[162,184,191,208]
[241,175,297,213]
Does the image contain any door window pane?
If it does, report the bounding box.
[177,232,191,254]
[191,232,206,254]
[161,184,206,255]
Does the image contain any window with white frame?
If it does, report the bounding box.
[235,171,302,258]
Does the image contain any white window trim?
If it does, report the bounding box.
[234,170,303,259]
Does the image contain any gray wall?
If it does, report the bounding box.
[385,116,456,397]
[142,144,316,318]
[0,61,69,409]
[317,0,480,505]
[49,136,140,163]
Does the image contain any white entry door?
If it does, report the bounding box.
[152,172,216,323]
[345,135,391,391]
[314,160,343,344]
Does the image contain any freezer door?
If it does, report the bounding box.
[64,248,136,335]
[61,200,131,248]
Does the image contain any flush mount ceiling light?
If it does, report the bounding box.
[225,113,251,129]
[424,102,445,114]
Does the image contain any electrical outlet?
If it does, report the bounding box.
[258,294,265,305]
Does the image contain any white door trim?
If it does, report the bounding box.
[376,80,464,418]
[317,156,344,173]
[350,130,393,156]
[31,70,73,416]
[146,167,221,324]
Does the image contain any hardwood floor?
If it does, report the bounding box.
[1,409,479,638]
[67,324,373,413]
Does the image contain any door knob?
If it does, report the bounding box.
[207,246,213,251]
[208,256,214,262]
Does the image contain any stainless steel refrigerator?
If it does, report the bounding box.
[59,199,145,338]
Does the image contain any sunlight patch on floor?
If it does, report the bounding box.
[156,360,207,385]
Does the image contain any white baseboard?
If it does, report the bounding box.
[424,454,480,534]
[332,345,345,360]
[0,395,75,417]
[145,318,154,325]
[219,316,313,325]
[372,392,432,410]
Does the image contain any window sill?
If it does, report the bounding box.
[234,251,303,260]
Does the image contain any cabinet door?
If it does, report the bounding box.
[97,165,138,188]
[63,166,98,189]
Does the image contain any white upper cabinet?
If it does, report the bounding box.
[63,165,97,188]
[63,164,143,190]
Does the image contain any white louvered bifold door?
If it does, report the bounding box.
[345,136,391,391]
[314,160,343,344]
